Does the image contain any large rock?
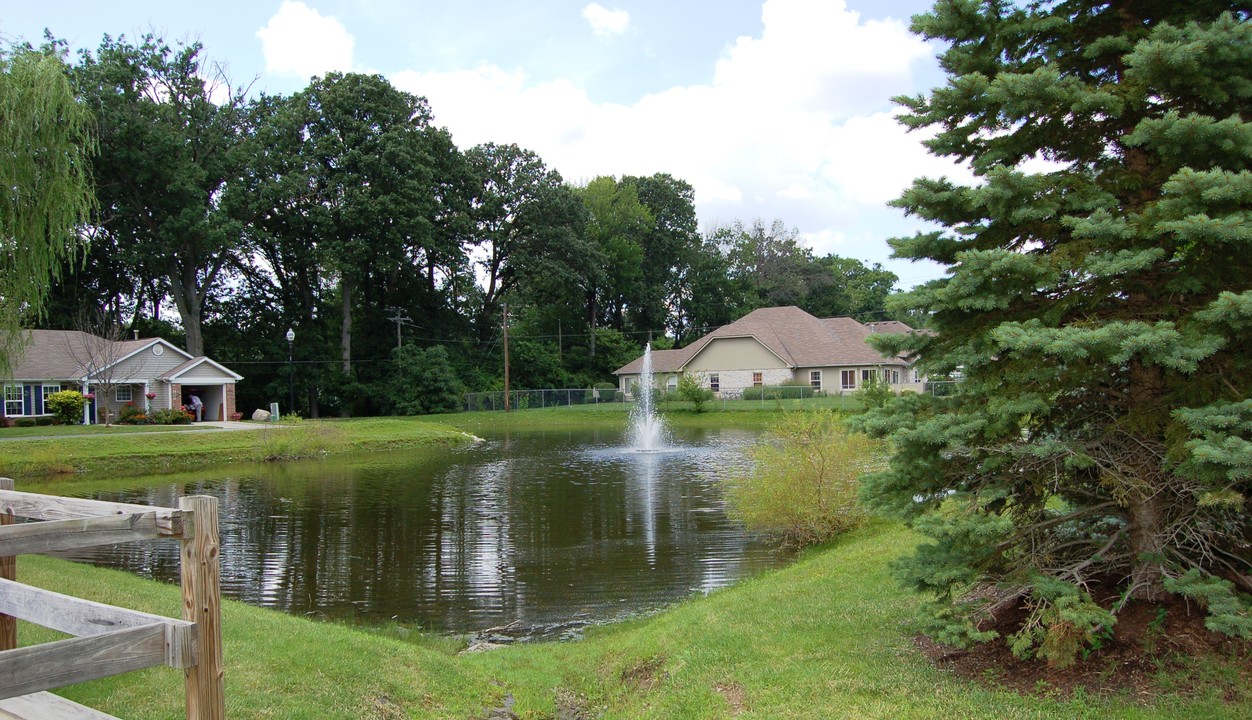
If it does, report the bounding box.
[251,408,271,422]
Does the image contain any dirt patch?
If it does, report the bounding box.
[554,688,592,720]
[368,694,406,720]
[620,655,668,691]
[714,681,748,715]
[917,594,1252,700]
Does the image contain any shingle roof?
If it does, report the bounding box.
[7,330,178,381]
[613,307,918,375]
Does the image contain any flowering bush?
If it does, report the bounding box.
[145,392,157,400]
[119,402,149,425]
[229,412,243,421]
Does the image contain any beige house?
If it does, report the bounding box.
[3,330,243,424]
[613,306,925,397]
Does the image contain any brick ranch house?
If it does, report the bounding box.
[613,306,926,398]
[3,330,243,424]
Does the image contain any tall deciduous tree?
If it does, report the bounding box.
[725,218,814,309]
[802,255,898,322]
[229,73,451,416]
[0,42,95,375]
[622,173,701,337]
[466,143,578,339]
[578,176,651,338]
[858,1,1251,663]
[76,34,246,357]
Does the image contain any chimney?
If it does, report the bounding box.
[133,329,139,340]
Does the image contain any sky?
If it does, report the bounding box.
[3,0,972,288]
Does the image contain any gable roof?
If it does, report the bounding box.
[613,306,917,375]
[160,356,244,382]
[6,330,206,382]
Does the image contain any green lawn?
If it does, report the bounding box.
[16,521,1247,719]
[0,423,203,437]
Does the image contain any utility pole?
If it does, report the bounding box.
[386,307,410,348]
[502,303,511,413]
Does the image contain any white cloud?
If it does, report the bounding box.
[392,0,966,275]
[257,1,354,79]
[582,4,631,38]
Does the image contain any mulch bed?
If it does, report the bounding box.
[916,594,1252,701]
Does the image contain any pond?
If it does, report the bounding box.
[54,426,787,638]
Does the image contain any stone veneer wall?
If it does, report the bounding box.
[709,368,793,396]
[225,385,236,420]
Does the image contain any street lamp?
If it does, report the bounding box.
[285,328,295,417]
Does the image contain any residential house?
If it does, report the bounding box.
[613,306,925,397]
[3,330,243,424]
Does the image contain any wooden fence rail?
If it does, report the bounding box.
[0,479,224,720]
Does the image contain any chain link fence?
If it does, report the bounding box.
[464,380,961,413]
[463,388,623,412]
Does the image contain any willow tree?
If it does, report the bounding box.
[859,1,1251,665]
[0,43,96,376]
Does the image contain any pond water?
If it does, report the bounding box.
[55,426,786,637]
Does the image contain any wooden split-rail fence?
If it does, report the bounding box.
[0,478,224,719]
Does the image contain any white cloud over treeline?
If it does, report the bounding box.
[259,0,968,273]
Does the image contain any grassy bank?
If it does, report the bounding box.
[17,521,1247,719]
[0,417,473,479]
[442,402,816,435]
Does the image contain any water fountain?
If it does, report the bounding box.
[628,343,667,452]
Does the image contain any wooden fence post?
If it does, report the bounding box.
[180,495,224,719]
[0,478,14,652]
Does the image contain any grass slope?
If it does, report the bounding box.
[17,522,1247,719]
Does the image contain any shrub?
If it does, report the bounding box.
[742,384,818,401]
[45,390,88,425]
[726,410,879,548]
[14,418,37,428]
[677,373,713,412]
[152,407,194,425]
[853,375,894,408]
[118,402,149,425]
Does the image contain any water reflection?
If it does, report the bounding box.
[55,426,784,634]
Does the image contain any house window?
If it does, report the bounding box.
[42,384,61,400]
[752,372,763,387]
[4,385,23,417]
[861,369,877,383]
[809,370,821,390]
[913,368,922,384]
[709,373,720,392]
[889,370,900,384]
[841,370,855,390]
[115,386,133,403]
[667,376,678,391]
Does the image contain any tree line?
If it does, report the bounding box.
[15,34,906,417]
